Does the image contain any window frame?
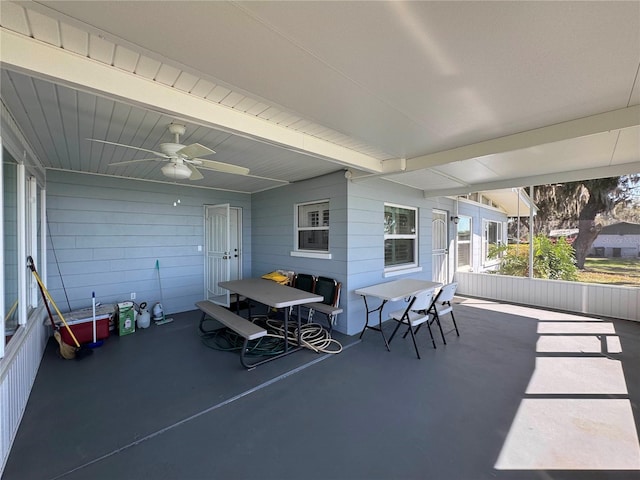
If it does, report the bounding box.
[482,218,506,267]
[26,176,39,310]
[384,202,419,273]
[291,199,332,260]
[457,215,473,270]
[1,159,45,357]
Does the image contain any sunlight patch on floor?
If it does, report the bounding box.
[495,399,640,470]
[537,322,616,334]
[457,299,600,321]
[606,336,622,353]
[495,311,639,471]
[526,357,627,395]
[536,335,602,353]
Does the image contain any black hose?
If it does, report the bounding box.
[47,220,72,311]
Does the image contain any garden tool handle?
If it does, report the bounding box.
[27,256,81,348]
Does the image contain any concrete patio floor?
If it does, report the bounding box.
[2,297,639,480]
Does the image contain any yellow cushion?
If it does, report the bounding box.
[261,271,289,285]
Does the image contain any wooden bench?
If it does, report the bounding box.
[196,300,268,369]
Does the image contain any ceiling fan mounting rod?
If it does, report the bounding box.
[168,123,186,142]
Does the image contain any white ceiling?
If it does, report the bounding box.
[1,1,639,195]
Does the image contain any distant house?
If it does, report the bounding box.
[549,228,579,244]
[591,222,640,258]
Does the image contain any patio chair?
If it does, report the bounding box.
[306,276,343,334]
[289,273,317,322]
[388,289,436,358]
[416,282,459,344]
[292,273,316,293]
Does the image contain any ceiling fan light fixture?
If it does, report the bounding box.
[161,162,192,180]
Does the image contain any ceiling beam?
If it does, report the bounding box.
[422,161,640,198]
[0,28,384,174]
[407,105,640,171]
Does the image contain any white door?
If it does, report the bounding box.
[432,210,449,284]
[205,204,230,306]
[205,205,243,306]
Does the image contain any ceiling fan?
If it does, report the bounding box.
[88,123,250,180]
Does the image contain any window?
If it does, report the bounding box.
[483,219,505,265]
[26,177,39,311]
[457,215,472,269]
[1,151,45,356]
[292,200,330,258]
[3,155,19,348]
[384,203,418,270]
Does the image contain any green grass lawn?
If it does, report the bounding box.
[578,257,640,287]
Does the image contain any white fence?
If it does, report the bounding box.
[456,271,639,321]
[1,317,48,474]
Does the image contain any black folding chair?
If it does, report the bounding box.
[292,273,315,293]
[307,276,342,333]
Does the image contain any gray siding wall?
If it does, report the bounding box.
[346,178,455,335]
[46,171,251,315]
[456,200,508,273]
[252,172,464,335]
[251,171,348,322]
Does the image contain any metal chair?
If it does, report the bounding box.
[388,289,436,358]
[416,282,459,344]
[289,273,316,323]
[307,276,342,333]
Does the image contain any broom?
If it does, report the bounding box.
[27,256,92,360]
[154,259,173,325]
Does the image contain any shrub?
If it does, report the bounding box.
[489,235,578,281]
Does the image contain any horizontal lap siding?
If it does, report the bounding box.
[456,201,507,274]
[346,179,453,335]
[456,272,639,321]
[249,173,473,335]
[46,171,250,314]
[251,172,348,326]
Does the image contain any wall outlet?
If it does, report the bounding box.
[130,292,136,300]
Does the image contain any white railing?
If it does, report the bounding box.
[456,271,639,322]
[1,316,48,474]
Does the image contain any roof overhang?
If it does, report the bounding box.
[479,188,537,217]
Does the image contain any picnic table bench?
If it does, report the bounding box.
[196,300,267,369]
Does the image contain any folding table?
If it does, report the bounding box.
[355,278,442,350]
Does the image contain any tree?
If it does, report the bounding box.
[598,198,640,225]
[531,175,639,269]
[489,235,578,280]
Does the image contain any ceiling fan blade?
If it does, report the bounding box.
[177,143,215,159]
[109,157,165,166]
[192,158,250,176]
[186,163,204,180]
[87,138,169,158]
